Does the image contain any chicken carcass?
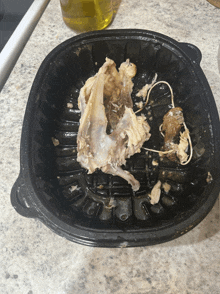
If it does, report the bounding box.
[77,58,151,191]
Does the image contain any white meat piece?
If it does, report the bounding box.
[162,182,171,193]
[149,180,161,205]
[136,73,158,100]
[177,129,189,164]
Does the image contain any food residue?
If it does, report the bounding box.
[149,180,162,205]
[67,102,73,108]
[135,101,144,109]
[136,73,158,100]
[152,160,159,166]
[70,185,79,192]
[206,172,213,183]
[162,182,171,193]
[105,197,117,209]
[52,137,59,146]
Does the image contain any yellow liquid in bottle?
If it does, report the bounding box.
[60,0,113,33]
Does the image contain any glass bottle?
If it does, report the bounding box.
[207,0,220,8]
[60,0,113,33]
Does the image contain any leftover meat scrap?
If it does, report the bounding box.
[149,180,162,205]
[161,107,189,164]
[136,73,158,100]
[206,172,213,183]
[162,182,171,193]
[139,80,192,166]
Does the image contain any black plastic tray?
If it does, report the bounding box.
[11,29,220,247]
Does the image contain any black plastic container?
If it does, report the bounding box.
[11,29,220,247]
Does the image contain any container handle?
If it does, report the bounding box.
[10,176,38,218]
[179,42,202,64]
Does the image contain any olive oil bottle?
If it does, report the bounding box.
[207,0,220,8]
[60,0,113,33]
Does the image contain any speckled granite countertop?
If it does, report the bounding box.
[1,0,220,293]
